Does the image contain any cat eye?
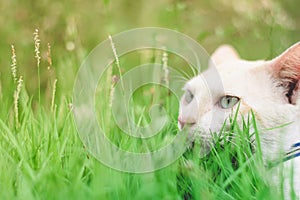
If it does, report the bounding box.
[219,95,240,109]
[184,90,194,104]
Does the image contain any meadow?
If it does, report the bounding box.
[0,0,300,199]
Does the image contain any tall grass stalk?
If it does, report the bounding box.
[51,79,57,112]
[162,51,169,87]
[162,51,170,110]
[47,43,52,70]
[108,35,124,92]
[13,76,23,129]
[33,29,41,104]
[11,44,18,83]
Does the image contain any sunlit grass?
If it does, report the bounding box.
[0,37,285,200]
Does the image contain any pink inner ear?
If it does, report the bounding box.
[272,42,300,82]
[270,42,300,104]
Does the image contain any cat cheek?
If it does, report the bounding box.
[238,101,251,116]
[198,111,222,134]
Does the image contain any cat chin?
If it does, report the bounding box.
[184,127,215,156]
[187,136,214,157]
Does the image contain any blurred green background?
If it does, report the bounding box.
[1,0,300,98]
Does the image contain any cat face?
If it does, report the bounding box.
[178,43,300,146]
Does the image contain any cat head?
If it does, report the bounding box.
[178,42,300,145]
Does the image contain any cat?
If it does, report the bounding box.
[178,42,300,199]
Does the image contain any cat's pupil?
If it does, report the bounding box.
[226,97,231,105]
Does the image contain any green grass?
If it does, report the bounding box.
[0,97,283,200]
[0,43,286,200]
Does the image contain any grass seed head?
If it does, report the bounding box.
[47,43,52,70]
[162,51,169,86]
[33,29,41,68]
[11,44,18,83]
[14,76,23,129]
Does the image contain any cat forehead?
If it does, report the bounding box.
[184,75,205,90]
[184,60,267,93]
[214,60,267,87]
[215,60,266,73]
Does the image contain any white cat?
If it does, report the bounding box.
[178,43,300,199]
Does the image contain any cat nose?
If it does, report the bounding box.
[178,116,196,130]
[178,118,185,130]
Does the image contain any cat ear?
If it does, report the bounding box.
[269,42,300,104]
[210,45,240,66]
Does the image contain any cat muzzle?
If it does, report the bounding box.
[178,118,185,130]
[178,117,196,130]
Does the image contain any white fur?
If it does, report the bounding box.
[179,43,300,199]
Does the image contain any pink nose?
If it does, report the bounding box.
[178,116,196,130]
[178,117,185,130]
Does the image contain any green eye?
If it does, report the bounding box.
[185,90,194,104]
[219,95,239,109]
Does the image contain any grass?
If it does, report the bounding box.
[1,0,300,199]
[0,101,282,200]
[0,34,288,200]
